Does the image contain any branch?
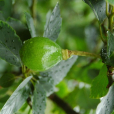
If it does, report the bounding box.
[49,93,79,114]
[27,97,32,109]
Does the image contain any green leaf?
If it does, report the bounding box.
[0,76,32,114]
[91,64,108,99]
[39,76,54,96]
[96,84,114,114]
[65,86,99,109]
[40,56,77,85]
[33,82,46,114]
[106,0,114,5]
[107,31,114,58]
[83,0,106,23]
[6,17,31,41]
[1,0,12,19]
[43,2,62,42]
[25,12,37,38]
[0,20,22,67]
[0,73,15,88]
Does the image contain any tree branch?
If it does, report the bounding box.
[49,93,79,114]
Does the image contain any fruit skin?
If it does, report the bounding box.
[20,37,63,71]
[0,73,15,88]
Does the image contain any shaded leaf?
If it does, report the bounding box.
[25,12,37,38]
[106,0,114,5]
[6,17,31,41]
[83,0,106,23]
[66,59,103,84]
[91,64,108,98]
[43,2,62,42]
[107,31,114,58]
[0,73,15,88]
[0,76,32,114]
[39,76,54,96]
[1,0,12,19]
[40,56,77,85]
[0,20,22,67]
[96,84,114,114]
[65,86,99,109]
[33,82,46,114]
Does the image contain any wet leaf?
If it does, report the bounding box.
[83,0,106,23]
[43,2,62,42]
[96,84,114,114]
[33,82,46,114]
[0,76,32,114]
[40,56,77,85]
[0,20,22,67]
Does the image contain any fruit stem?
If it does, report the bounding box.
[62,49,101,60]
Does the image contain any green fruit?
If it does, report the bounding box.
[20,37,63,71]
[0,73,15,88]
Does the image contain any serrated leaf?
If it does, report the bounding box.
[39,76,54,96]
[83,0,106,23]
[6,17,31,41]
[106,0,114,5]
[40,56,77,85]
[43,2,62,42]
[25,12,37,38]
[107,31,114,58]
[0,76,32,114]
[96,84,114,114]
[33,82,46,114]
[0,20,22,67]
[91,64,108,99]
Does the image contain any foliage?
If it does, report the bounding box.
[0,0,114,114]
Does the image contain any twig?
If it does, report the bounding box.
[27,97,32,109]
[49,93,79,114]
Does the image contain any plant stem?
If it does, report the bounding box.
[106,2,109,16]
[99,24,107,43]
[108,5,114,31]
[62,49,101,60]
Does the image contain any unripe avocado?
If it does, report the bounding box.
[20,37,63,71]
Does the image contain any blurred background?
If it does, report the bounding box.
[0,0,104,114]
